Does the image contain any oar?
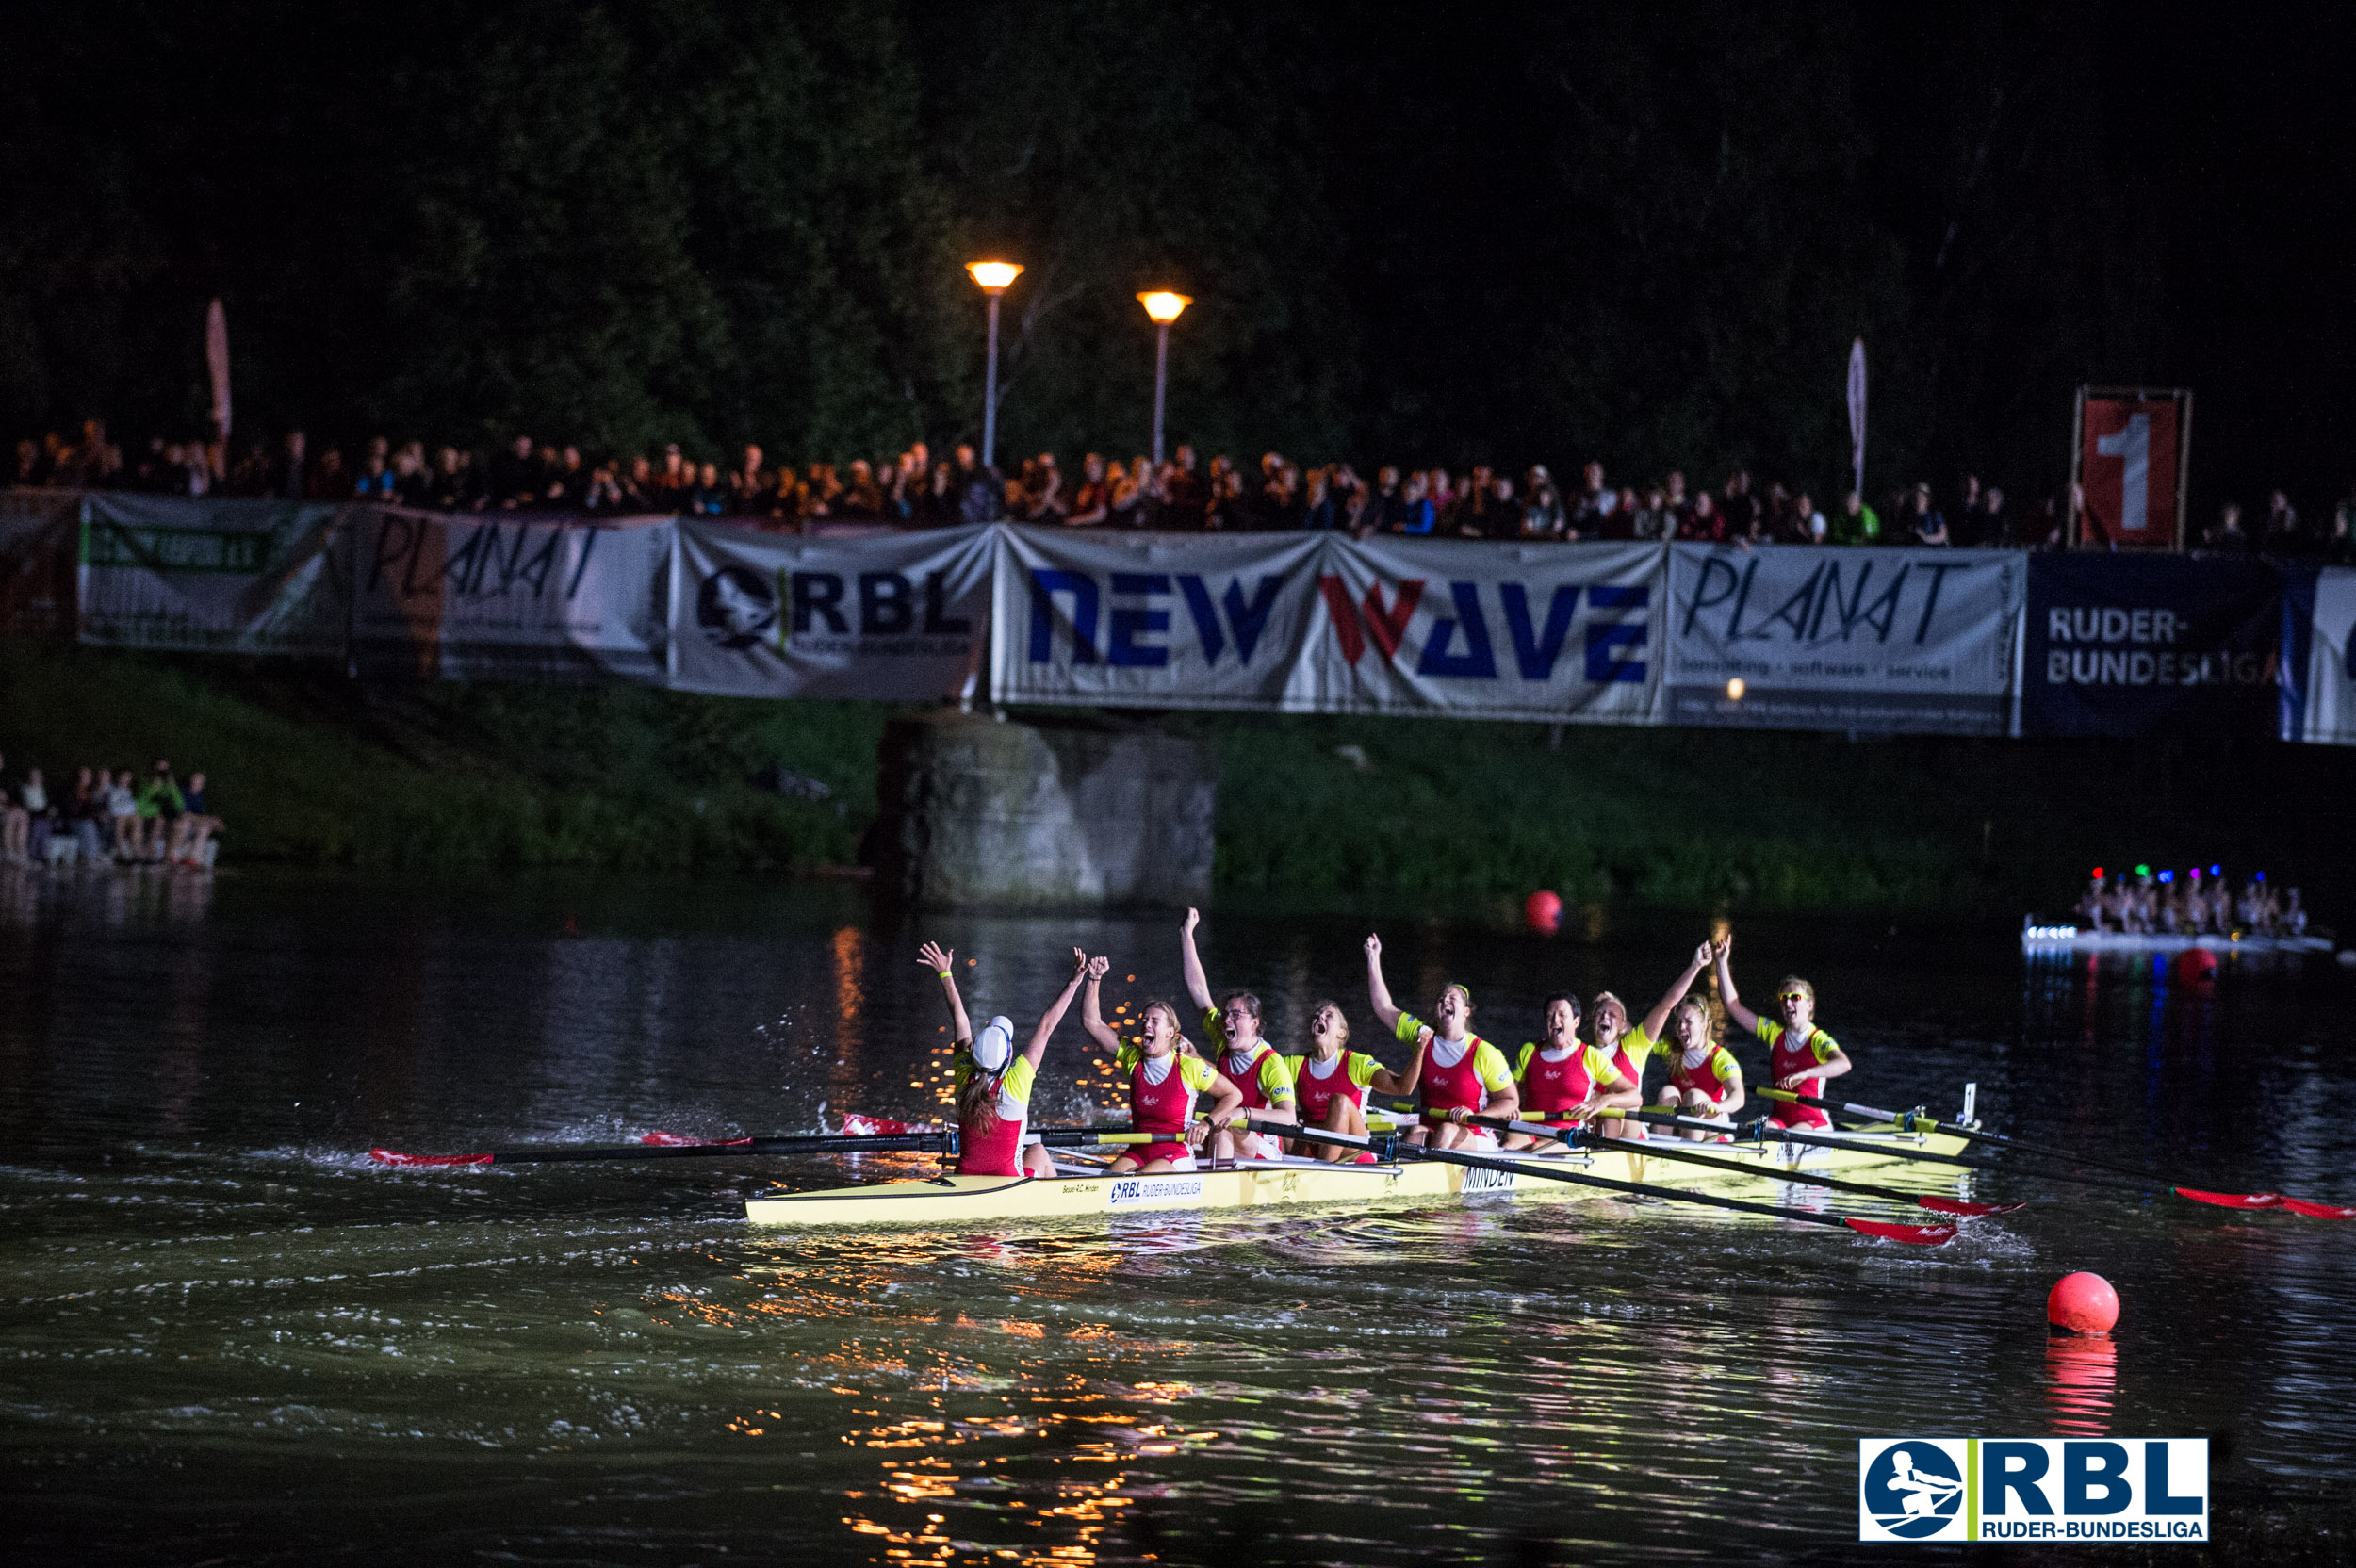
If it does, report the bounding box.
[369,1124,1145,1168]
[1242,1119,1955,1246]
[1762,1088,2355,1220]
[1608,1107,2159,1195]
[1467,1115,2022,1218]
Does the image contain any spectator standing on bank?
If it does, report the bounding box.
[1720,470,1760,543]
[1832,491,1879,546]
[2201,502,2250,554]
[1521,466,1563,538]
[2261,489,2304,556]
[1908,482,1949,546]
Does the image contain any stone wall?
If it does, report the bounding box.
[871,711,1215,908]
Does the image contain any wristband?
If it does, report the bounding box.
[937,971,951,979]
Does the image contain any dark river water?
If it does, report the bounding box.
[1,870,2350,1564]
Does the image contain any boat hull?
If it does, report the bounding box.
[2021,928,2331,956]
[744,1128,1970,1229]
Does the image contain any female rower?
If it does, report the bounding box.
[1080,956,1246,1173]
[920,939,1089,1179]
[1180,906,1296,1159]
[1711,933,1851,1131]
[1364,932,1519,1148]
[1282,1000,1430,1162]
[1499,994,1640,1151]
[1590,942,1717,1139]
[1656,991,1746,1141]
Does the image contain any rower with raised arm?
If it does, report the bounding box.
[1619,940,1723,1135]
[1500,993,1640,1152]
[1180,906,1296,1160]
[1653,955,1746,1141]
[921,939,1088,1179]
[1712,933,1851,1132]
[1586,988,1654,1141]
[1080,956,1246,1174]
[1365,931,1519,1149]
[1282,999,1428,1163]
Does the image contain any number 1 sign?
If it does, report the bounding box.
[2071,386,2192,550]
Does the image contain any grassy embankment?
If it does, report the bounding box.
[5,641,2348,918]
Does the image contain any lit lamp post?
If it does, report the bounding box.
[966,260,1023,468]
[1137,290,1190,466]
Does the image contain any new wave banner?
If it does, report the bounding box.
[2282,565,2356,744]
[990,526,1326,710]
[76,492,348,655]
[670,519,990,699]
[351,508,671,681]
[1306,537,1663,721]
[2021,553,2281,737]
[1662,544,2022,734]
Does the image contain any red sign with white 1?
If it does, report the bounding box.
[2075,390,2187,549]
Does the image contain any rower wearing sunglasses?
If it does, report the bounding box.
[1710,933,1851,1131]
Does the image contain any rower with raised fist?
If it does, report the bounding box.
[1180,906,1296,1159]
[1712,933,1851,1131]
[1081,956,1247,1174]
[1364,931,1519,1149]
[921,939,1088,1180]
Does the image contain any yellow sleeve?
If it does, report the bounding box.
[1473,1042,1514,1092]
[1394,1011,1430,1046]
[1513,1042,1538,1081]
[1753,1018,1783,1049]
[1001,1056,1038,1105]
[1181,1054,1219,1094]
[1255,1051,1295,1102]
[1585,1045,1622,1085]
[1349,1052,1382,1088]
[1710,1047,1742,1085]
[1200,1005,1230,1054]
[1623,1025,1658,1068]
[1113,1041,1142,1073]
[1809,1029,1841,1063]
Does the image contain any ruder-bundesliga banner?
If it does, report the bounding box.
[994,530,1662,721]
[1308,536,1661,721]
[2021,553,2281,737]
[2282,565,2356,744]
[351,508,672,681]
[992,527,1326,710]
[76,492,348,655]
[1662,544,2021,734]
[669,518,991,699]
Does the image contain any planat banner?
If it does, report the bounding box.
[2282,565,2356,745]
[76,492,348,654]
[991,526,1327,710]
[670,518,991,698]
[2021,553,2281,737]
[350,507,671,681]
[1305,536,1663,721]
[1662,544,2022,734]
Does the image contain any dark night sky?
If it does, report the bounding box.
[1,1,2350,515]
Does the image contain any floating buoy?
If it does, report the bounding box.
[2047,1271,2119,1335]
[1524,890,1563,934]
[2173,948,2217,985]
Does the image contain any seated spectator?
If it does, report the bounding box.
[106,768,139,860]
[19,766,52,864]
[0,753,25,865]
[69,765,103,865]
[170,770,222,866]
[135,760,184,865]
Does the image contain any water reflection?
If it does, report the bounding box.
[2046,1334,2118,1435]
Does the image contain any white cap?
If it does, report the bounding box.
[972,1016,1017,1071]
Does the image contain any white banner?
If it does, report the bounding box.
[1664,544,2021,734]
[351,508,670,681]
[1308,537,1664,721]
[2299,565,2356,744]
[77,493,348,655]
[990,526,1326,710]
[670,519,991,698]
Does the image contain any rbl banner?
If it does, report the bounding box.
[2074,388,2189,549]
[2021,553,2280,737]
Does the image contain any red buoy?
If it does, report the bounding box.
[2047,1271,2119,1335]
[1524,890,1563,934]
[2173,948,2217,985]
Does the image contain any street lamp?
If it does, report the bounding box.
[1137,291,1190,466]
[966,261,1023,468]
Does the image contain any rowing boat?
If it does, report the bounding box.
[743,1120,1970,1228]
[2021,922,2334,956]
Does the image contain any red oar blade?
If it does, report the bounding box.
[1842,1217,1958,1246]
[1918,1196,2027,1217]
[2174,1186,2284,1211]
[841,1115,933,1136]
[369,1148,492,1168]
[640,1132,754,1148]
[2277,1196,2356,1220]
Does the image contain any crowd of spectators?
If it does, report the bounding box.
[14,418,2356,559]
[2074,868,2306,938]
[0,752,221,871]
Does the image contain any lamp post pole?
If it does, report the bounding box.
[965,261,1023,471]
[1135,291,1191,469]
